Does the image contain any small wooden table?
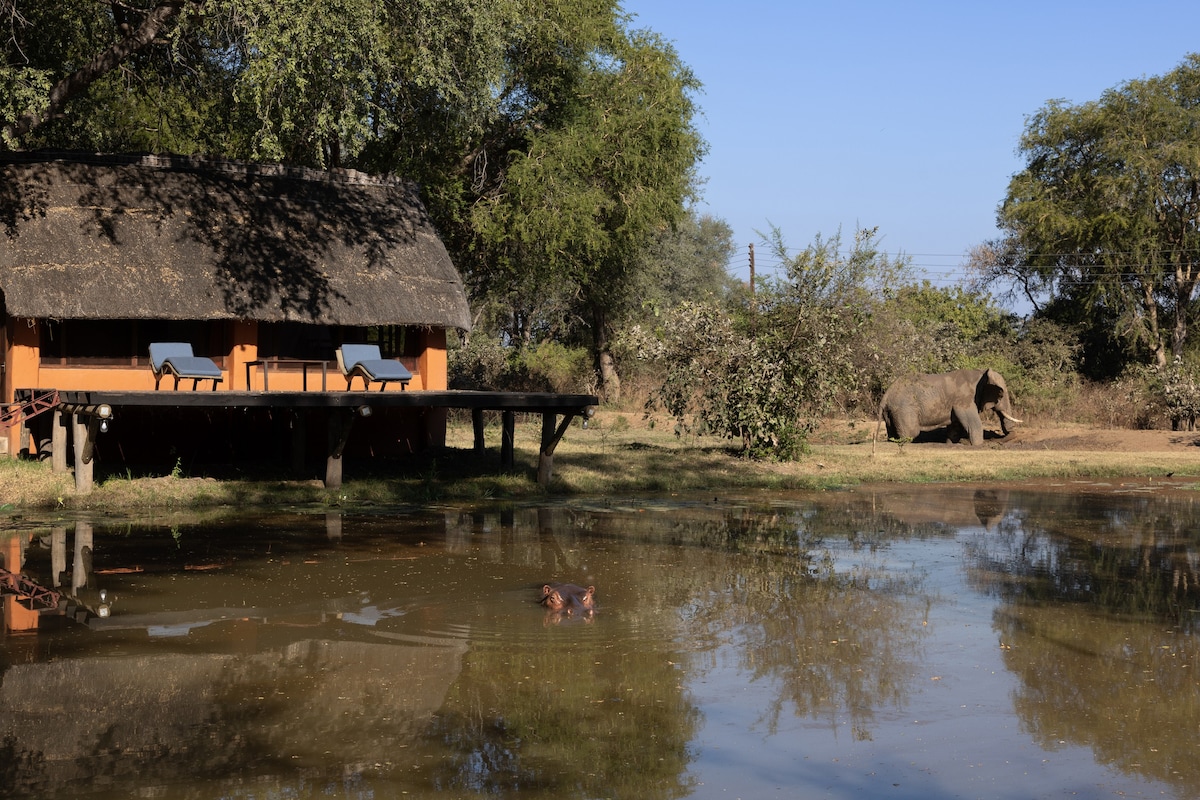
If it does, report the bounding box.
[245,359,328,391]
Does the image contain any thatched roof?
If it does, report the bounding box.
[0,152,471,329]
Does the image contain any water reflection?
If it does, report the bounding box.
[960,484,1200,791]
[964,487,1200,628]
[0,481,1198,798]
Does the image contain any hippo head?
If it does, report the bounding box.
[539,583,596,615]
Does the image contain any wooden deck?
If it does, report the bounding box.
[41,389,599,492]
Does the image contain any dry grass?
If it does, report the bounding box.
[537,411,1200,492]
[3,409,1200,514]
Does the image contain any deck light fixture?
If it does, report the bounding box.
[357,405,372,417]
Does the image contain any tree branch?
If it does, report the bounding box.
[4,0,199,144]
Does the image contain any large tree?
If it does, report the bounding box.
[463,19,705,401]
[985,53,1200,369]
[3,0,509,162]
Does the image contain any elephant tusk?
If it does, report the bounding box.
[997,409,1023,424]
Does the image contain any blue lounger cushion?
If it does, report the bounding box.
[338,344,412,389]
[149,342,223,389]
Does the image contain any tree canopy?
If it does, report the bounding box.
[980,53,1200,371]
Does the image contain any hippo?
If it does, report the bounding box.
[539,583,596,617]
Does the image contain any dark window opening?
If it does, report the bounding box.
[257,323,419,362]
[40,320,226,366]
[256,323,336,361]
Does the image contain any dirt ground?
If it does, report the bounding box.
[801,414,1200,455]
[990,424,1200,453]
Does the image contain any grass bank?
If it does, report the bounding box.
[2,411,1199,513]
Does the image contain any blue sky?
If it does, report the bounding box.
[622,1,1200,310]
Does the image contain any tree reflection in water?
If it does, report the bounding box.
[669,503,930,739]
[425,499,931,798]
[2,486,1199,798]
[962,486,1200,790]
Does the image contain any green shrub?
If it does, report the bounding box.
[450,333,592,393]
[448,332,509,390]
[517,341,592,393]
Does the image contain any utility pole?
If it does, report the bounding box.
[748,242,756,337]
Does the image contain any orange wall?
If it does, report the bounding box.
[418,328,448,446]
[2,317,450,455]
[418,328,448,391]
[4,318,445,393]
[2,534,40,632]
[229,320,258,391]
[4,319,40,456]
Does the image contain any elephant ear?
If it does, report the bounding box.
[977,369,1006,405]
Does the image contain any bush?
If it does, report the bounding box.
[448,332,509,390]
[449,333,592,393]
[517,341,593,394]
[1152,358,1200,430]
[626,299,860,460]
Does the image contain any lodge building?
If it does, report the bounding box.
[0,151,472,467]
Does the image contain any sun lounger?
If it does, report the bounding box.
[149,342,224,390]
[336,344,412,391]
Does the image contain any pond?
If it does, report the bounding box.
[2,480,1199,799]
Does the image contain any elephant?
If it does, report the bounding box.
[876,368,1021,446]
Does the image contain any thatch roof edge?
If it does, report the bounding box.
[0,152,472,331]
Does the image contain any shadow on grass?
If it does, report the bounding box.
[68,435,788,511]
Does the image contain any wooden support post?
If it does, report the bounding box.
[501,410,515,468]
[325,512,343,541]
[73,520,93,594]
[51,409,68,473]
[537,411,578,486]
[72,413,94,494]
[325,410,356,489]
[51,527,66,589]
[472,408,486,453]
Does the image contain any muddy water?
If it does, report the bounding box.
[2,480,1199,799]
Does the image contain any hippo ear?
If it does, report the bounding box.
[585,586,596,598]
[541,584,553,597]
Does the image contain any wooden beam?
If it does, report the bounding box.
[472,408,485,453]
[325,410,357,489]
[55,389,599,413]
[72,413,94,494]
[501,410,515,468]
[51,409,68,473]
[537,411,578,486]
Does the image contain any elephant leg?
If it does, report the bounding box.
[952,406,984,445]
[887,407,920,440]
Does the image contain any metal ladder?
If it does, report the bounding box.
[0,389,59,430]
[0,567,62,610]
